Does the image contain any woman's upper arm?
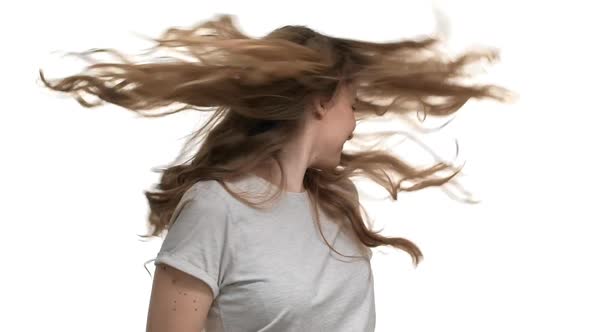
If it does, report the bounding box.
[146,263,214,332]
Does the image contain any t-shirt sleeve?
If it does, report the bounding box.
[153,182,234,299]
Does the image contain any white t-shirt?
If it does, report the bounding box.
[146,173,375,331]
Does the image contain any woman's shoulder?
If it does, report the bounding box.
[183,177,254,205]
[181,179,228,205]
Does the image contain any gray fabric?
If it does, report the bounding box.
[146,174,375,331]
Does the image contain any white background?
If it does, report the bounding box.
[2,0,589,331]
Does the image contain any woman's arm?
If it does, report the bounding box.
[146,263,214,332]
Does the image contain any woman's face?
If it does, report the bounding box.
[311,81,358,168]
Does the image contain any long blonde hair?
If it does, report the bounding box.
[39,14,512,267]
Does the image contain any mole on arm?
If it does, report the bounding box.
[168,274,200,313]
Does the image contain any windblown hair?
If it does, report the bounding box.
[39,14,512,267]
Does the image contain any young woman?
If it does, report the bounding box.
[40,14,511,332]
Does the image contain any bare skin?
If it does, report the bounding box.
[253,80,358,193]
[146,80,359,332]
[146,264,213,331]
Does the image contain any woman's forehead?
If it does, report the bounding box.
[332,79,357,102]
[346,81,358,99]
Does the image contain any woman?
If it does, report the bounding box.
[40,14,511,332]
